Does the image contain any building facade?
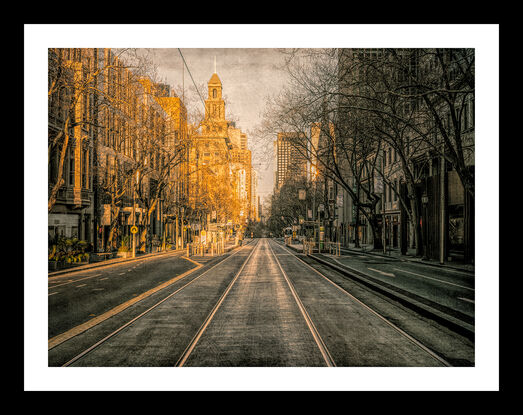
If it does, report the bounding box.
[49,48,190,255]
[274,132,308,191]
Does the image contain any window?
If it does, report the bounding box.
[82,147,88,188]
[68,149,75,186]
[213,89,217,99]
[106,154,110,184]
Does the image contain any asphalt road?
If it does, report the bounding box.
[50,238,460,367]
[48,250,197,339]
[318,250,475,320]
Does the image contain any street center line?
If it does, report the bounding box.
[49,274,102,289]
[48,292,59,296]
[368,267,395,277]
[458,297,475,304]
[393,268,474,291]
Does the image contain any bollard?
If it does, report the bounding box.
[187,243,190,257]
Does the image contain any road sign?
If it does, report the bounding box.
[130,225,138,234]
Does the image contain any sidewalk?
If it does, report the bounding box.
[284,241,474,273]
[49,240,244,278]
[341,243,474,273]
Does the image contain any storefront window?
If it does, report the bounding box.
[448,204,464,251]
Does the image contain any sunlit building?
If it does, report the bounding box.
[48,48,97,246]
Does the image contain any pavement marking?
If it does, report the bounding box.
[367,267,395,277]
[76,284,87,288]
[47,249,185,279]
[100,277,108,280]
[48,292,59,296]
[48,262,203,351]
[92,288,104,291]
[392,268,474,291]
[49,274,103,289]
[118,272,126,275]
[458,297,475,304]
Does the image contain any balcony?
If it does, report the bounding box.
[50,185,93,209]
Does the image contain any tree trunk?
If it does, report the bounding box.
[354,202,360,248]
[106,204,120,251]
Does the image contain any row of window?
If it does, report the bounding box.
[48,144,92,191]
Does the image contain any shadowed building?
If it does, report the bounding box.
[275,132,308,191]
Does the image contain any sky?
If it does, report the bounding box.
[143,48,292,202]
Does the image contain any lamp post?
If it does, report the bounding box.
[132,170,140,258]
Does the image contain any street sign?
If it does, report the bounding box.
[130,225,138,234]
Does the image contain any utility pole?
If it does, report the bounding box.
[132,182,136,258]
[439,144,446,264]
[382,152,386,254]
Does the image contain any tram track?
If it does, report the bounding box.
[60,239,259,367]
[271,240,453,367]
[175,238,336,367]
[58,238,463,367]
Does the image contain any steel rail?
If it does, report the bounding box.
[174,239,261,367]
[273,241,452,367]
[60,240,258,367]
[267,240,336,367]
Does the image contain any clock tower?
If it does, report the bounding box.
[203,70,227,136]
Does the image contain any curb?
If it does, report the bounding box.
[306,253,475,341]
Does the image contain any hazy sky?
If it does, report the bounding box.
[144,48,291,201]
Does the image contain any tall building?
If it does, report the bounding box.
[187,69,253,230]
[48,48,97,245]
[48,48,189,254]
[336,48,475,262]
[274,132,308,190]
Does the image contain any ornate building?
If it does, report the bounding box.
[187,70,253,236]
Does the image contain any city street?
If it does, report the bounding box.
[26,28,500,392]
[48,238,474,367]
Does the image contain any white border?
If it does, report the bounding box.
[25,24,499,391]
